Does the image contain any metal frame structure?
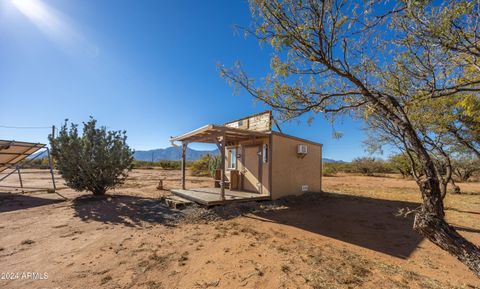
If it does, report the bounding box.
[0,140,56,193]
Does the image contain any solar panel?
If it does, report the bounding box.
[0,140,46,173]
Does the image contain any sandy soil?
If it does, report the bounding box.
[0,169,479,289]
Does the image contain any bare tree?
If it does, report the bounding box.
[221,0,480,276]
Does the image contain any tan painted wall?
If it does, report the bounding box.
[271,134,322,199]
[225,137,270,196]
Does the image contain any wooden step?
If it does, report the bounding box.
[161,195,193,209]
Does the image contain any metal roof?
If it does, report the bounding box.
[0,140,46,173]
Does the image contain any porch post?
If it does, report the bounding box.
[220,132,226,200]
[181,142,187,190]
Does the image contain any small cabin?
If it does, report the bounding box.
[170,111,322,205]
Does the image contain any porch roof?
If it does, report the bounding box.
[170,124,269,144]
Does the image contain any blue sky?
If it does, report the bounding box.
[0,0,383,161]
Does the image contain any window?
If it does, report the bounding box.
[263,144,268,163]
[228,148,237,169]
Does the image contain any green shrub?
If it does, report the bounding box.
[20,157,51,169]
[49,118,133,196]
[207,155,221,177]
[347,157,393,176]
[190,154,219,176]
[132,160,183,170]
[389,153,414,178]
[159,160,182,170]
[322,163,339,176]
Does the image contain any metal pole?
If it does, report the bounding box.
[46,147,56,191]
[16,165,24,193]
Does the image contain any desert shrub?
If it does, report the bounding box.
[49,118,133,196]
[190,154,219,176]
[20,157,51,169]
[132,160,182,170]
[322,163,339,176]
[452,156,480,182]
[132,160,158,169]
[207,155,221,177]
[388,153,415,178]
[348,157,392,176]
[158,160,182,170]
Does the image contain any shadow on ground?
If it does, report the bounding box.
[248,192,425,259]
[71,194,183,227]
[0,192,65,213]
[70,191,477,259]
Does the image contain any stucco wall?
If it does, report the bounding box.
[271,134,322,199]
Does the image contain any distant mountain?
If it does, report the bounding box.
[322,158,346,163]
[27,150,49,160]
[28,147,218,162]
[134,147,218,161]
[29,147,344,163]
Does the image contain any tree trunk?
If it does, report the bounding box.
[92,188,106,196]
[414,209,480,277]
[402,129,480,277]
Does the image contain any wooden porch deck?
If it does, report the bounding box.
[170,187,270,206]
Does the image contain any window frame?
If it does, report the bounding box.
[228,148,237,169]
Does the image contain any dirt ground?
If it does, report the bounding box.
[0,169,479,289]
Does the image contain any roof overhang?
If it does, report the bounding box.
[0,140,46,173]
[170,124,269,144]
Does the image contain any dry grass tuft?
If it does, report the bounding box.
[20,239,35,245]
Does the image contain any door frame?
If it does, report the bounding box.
[241,144,263,194]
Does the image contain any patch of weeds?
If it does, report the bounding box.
[178,251,189,266]
[138,259,151,272]
[100,275,112,285]
[138,260,150,267]
[277,245,289,253]
[308,249,373,288]
[21,239,35,245]
[144,280,163,289]
[195,279,220,288]
[418,278,446,289]
[255,267,264,277]
[149,252,171,267]
[281,264,291,273]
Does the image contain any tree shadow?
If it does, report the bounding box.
[249,192,425,259]
[446,207,480,215]
[71,194,182,227]
[0,192,65,213]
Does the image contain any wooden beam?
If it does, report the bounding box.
[212,135,222,151]
[220,133,226,201]
[181,142,187,190]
